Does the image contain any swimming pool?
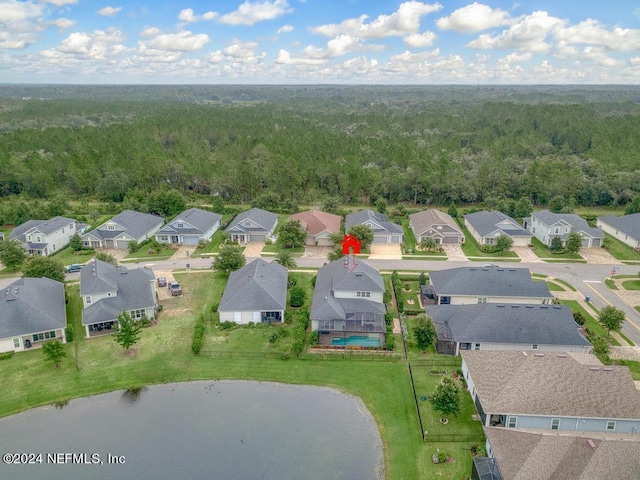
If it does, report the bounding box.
[331,336,382,347]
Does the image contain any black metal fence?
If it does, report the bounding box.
[198,349,402,362]
[423,433,485,443]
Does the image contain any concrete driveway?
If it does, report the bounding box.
[302,246,333,258]
[512,246,544,263]
[442,244,468,261]
[580,248,618,264]
[243,242,264,257]
[369,244,402,260]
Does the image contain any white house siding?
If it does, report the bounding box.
[220,310,284,325]
[446,295,550,305]
[82,290,118,308]
[465,343,590,354]
[597,221,640,249]
[333,290,384,303]
[0,328,67,353]
[464,219,484,245]
[499,414,640,434]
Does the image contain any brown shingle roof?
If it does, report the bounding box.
[409,209,462,236]
[461,350,640,419]
[289,209,341,237]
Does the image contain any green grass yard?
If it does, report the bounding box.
[528,237,584,260]
[621,280,640,291]
[456,221,517,258]
[51,246,96,266]
[603,233,640,262]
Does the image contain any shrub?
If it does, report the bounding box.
[0,351,14,361]
[309,330,319,346]
[191,314,205,355]
[210,302,219,313]
[218,321,237,331]
[268,331,280,344]
[385,324,395,350]
[289,286,306,308]
[437,451,448,463]
[284,311,294,324]
[573,311,585,326]
[311,275,317,287]
[65,324,74,343]
[419,272,427,285]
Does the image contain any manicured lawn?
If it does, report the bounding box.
[51,246,95,266]
[400,218,417,252]
[125,245,176,259]
[261,243,305,255]
[537,280,564,291]
[603,233,640,261]
[560,300,619,346]
[193,230,226,255]
[605,278,618,290]
[456,221,517,258]
[529,237,584,260]
[636,306,640,314]
[553,278,577,291]
[621,280,640,291]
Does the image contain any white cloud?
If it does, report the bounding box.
[436,2,510,33]
[404,31,437,47]
[581,46,625,67]
[303,34,358,59]
[50,17,75,29]
[40,0,77,5]
[177,8,218,23]
[98,6,122,17]
[274,49,325,65]
[222,40,266,63]
[467,10,566,53]
[554,19,640,52]
[219,0,292,26]
[0,1,43,23]
[139,26,160,38]
[277,24,293,33]
[144,30,209,52]
[311,1,442,39]
[41,27,128,62]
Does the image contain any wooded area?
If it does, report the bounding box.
[0,84,639,224]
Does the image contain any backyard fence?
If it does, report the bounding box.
[423,433,485,443]
[198,349,402,362]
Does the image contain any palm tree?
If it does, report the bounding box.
[275,250,297,269]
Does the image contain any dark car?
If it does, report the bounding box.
[157,277,167,287]
[168,281,182,296]
[65,264,83,273]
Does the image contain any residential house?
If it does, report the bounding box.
[480,427,640,480]
[218,258,287,324]
[155,208,222,246]
[425,266,553,306]
[409,209,464,245]
[345,209,403,244]
[464,211,532,247]
[461,350,640,434]
[288,209,341,246]
[426,303,591,355]
[524,210,604,248]
[310,258,386,347]
[0,277,67,352]
[225,208,278,244]
[9,216,81,256]
[597,213,640,250]
[81,210,164,250]
[80,259,157,337]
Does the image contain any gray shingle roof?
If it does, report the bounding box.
[533,210,604,238]
[345,209,403,235]
[80,259,156,326]
[10,216,77,240]
[218,258,287,312]
[426,304,590,347]
[90,210,163,241]
[484,427,640,480]
[0,277,66,338]
[429,266,552,299]
[311,258,385,321]
[461,350,640,419]
[156,208,221,236]
[409,209,462,237]
[225,208,278,235]
[598,213,640,241]
[465,210,531,238]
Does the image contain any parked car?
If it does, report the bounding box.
[65,264,83,273]
[168,281,182,296]
[157,277,167,287]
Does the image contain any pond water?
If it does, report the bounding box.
[0,381,384,480]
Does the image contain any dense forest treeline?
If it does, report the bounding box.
[0,85,639,224]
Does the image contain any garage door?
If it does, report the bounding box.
[391,235,402,244]
[581,238,590,247]
[443,236,459,244]
[316,237,333,246]
[183,236,199,246]
[373,235,389,244]
[250,234,266,242]
[116,240,130,249]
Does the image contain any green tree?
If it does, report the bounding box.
[624,195,640,215]
[95,251,118,266]
[327,245,344,262]
[275,250,297,269]
[22,256,65,282]
[495,234,514,252]
[348,224,374,250]
[573,311,585,326]
[147,189,186,218]
[127,239,140,253]
[565,232,582,253]
[419,237,437,252]
[550,236,563,252]
[42,340,66,368]
[430,376,461,419]
[289,285,306,307]
[0,239,27,270]
[514,197,533,218]
[113,312,142,351]
[598,306,625,336]
[413,314,436,351]
[278,219,307,249]
[69,233,83,252]
[548,196,565,214]
[375,197,388,215]
[447,202,458,218]
[419,272,427,286]
[212,244,246,275]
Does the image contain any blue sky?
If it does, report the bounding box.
[1,0,639,84]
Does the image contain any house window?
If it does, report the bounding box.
[474,343,481,350]
[107,225,115,230]
[532,344,539,350]
[245,220,251,227]
[36,236,41,242]
[85,296,91,304]
[69,223,73,229]
[130,309,146,320]
[551,418,560,430]
[356,291,371,298]
[507,416,517,428]
[554,228,559,234]
[177,223,183,228]
[159,236,169,242]
[533,227,536,233]
[478,297,487,304]
[32,331,56,342]
[606,421,616,431]
[13,338,20,349]
[62,228,64,233]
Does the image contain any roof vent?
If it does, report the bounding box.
[469,268,476,271]
[553,306,561,309]
[586,439,597,450]
[497,269,504,272]
[556,354,567,358]
[540,306,548,309]
[525,305,533,308]
[497,305,505,308]
[511,305,519,308]
[534,352,544,357]
[602,367,614,372]
[589,366,600,372]
[7,297,15,302]
[522,351,528,356]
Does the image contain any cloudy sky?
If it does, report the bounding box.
[2,0,639,84]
